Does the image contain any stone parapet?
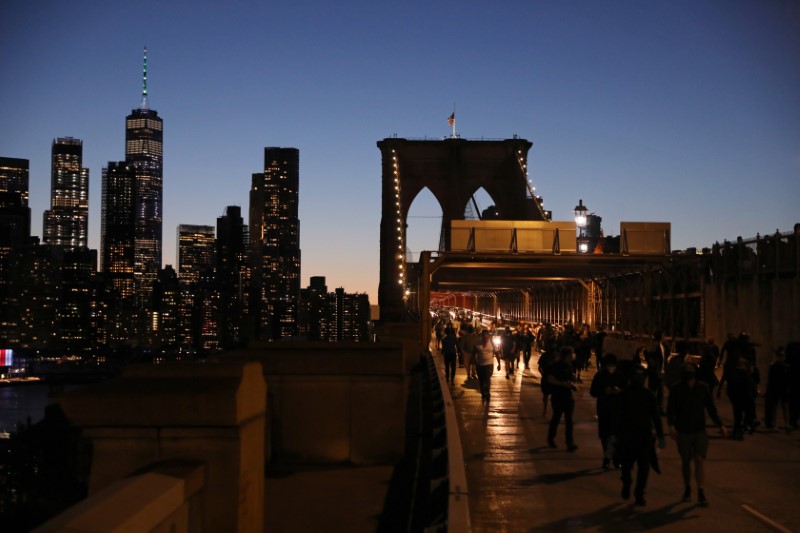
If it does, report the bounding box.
[57,361,265,533]
[227,341,408,465]
[33,461,205,533]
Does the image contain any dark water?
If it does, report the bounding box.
[0,385,57,433]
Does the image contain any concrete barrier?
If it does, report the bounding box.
[227,341,407,466]
[34,461,205,533]
[57,361,266,533]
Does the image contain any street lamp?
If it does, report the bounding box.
[574,199,590,253]
[574,199,588,228]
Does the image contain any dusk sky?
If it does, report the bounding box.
[2,1,798,301]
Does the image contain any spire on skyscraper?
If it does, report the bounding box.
[141,46,148,110]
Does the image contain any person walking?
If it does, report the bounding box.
[618,365,666,506]
[500,327,517,379]
[547,347,579,451]
[764,347,790,432]
[520,325,534,371]
[441,327,460,385]
[459,325,480,380]
[590,353,626,469]
[575,324,593,381]
[667,363,727,506]
[474,330,500,402]
[645,331,667,414]
[725,354,757,439]
[697,340,720,396]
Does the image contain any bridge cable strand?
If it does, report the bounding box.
[516,151,547,220]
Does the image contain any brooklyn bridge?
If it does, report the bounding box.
[30,137,799,532]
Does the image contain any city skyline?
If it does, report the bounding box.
[2,1,799,301]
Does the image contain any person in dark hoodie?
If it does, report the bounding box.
[590,353,627,469]
[618,365,665,506]
[547,347,579,451]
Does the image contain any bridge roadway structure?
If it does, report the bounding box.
[432,345,799,533]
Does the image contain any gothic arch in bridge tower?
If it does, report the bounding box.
[377,136,548,322]
[405,186,444,261]
[463,186,499,219]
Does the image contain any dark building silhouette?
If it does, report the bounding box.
[43,138,89,250]
[0,157,31,249]
[0,157,31,345]
[193,268,221,352]
[216,206,250,348]
[0,156,30,206]
[59,248,97,353]
[126,48,164,308]
[330,288,370,342]
[299,277,371,342]
[299,276,328,340]
[14,242,64,351]
[152,265,181,351]
[249,147,301,340]
[100,161,136,300]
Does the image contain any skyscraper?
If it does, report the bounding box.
[0,157,30,207]
[216,206,250,348]
[43,138,89,250]
[177,224,215,283]
[0,157,31,345]
[0,157,31,253]
[249,147,301,340]
[126,47,163,306]
[100,161,135,300]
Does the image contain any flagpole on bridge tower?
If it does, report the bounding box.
[448,105,456,138]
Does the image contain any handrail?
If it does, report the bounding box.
[427,351,472,532]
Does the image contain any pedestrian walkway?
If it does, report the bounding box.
[434,348,800,532]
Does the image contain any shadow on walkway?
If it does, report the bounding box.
[519,466,605,485]
[529,501,701,532]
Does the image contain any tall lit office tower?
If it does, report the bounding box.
[0,157,30,206]
[0,157,31,250]
[177,224,215,283]
[126,47,163,305]
[249,147,301,340]
[100,161,136,299]
[43,138,89,250]
[0,157,31,345]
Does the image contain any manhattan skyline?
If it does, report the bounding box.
[2,1,799,301]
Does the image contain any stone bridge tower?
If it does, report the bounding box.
[377,137,547,322]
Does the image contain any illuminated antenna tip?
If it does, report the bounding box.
[140,46,149,109]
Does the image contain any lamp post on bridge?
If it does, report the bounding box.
[574,199,590,253]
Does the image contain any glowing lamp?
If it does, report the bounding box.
[574,199,588,228]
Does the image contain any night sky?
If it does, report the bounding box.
[2,1,798,301]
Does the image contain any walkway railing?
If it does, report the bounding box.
[408,352,471,532]
[710,228,800,279]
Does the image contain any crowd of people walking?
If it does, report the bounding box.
[431,309,800,507]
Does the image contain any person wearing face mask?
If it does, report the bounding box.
[590,353,627,469]
[667,363,727,507]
